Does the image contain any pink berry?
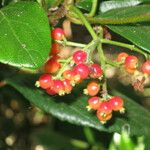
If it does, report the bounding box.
[141,60,150,75]
[46,87,56,95]
[53,80,65,95]
[125,55,138,69]
[89,64,103,78]
[63,70,76,81]
[85,81,100,96]
[51,28,65,40]
[96,101,112,122]
[44,56,61,74]
[73,50,87,64]
[87,96,101,110]
[109,96,124,111]
[37,74,53,89]
[50,43,60,55]
[62,79,73,94]
[98,101,112,115]
[117,52,128,63]
[97,110,112,122]
[73,64,89,79]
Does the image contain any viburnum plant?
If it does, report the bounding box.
[0,0,150,149]
[35,26,129,123]
[34,1,150,124]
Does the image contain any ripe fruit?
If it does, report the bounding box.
[97,111,112,123]
[51,28,65,40]
[46,87,56,95]
[36,74,53,89]
[53,80,65,95]
[117,52,128,63]
[63,69,81,85]
[73,75,82,84]
[141,60,150,75]
[125,67,136,74]
[98,101,112,115]
[109,96,124,111]
[125,55,138,69]
[62,79,73,94]
[89,64,103,78]
[44,56,61,74]
[73,64,89,79]
[50,43,60,55]
[96,101,112,123]
[73,50,87,64]
[84,81,100,96]
[87,96,101,110]
[63,70,76,81]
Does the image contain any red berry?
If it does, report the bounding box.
[53,80,65,95]
[63,69,81,85]
[117,52,128,63]
[125,67,136,74]
[50,43,60,55]
[98,101,112,115]
[73,50,87,64]
[51,28,65,40]
[89,64,103,78]
[84,81,100,96]
[73,64,89,79]
[62,79,73,94]
[44,56,61,74]
[96,101,112,123]
[125,55,138,69]
[36,74,53,89]
[97,111,112,123]
[63,70,76,81]
[73,75,82,84]
[109,96,124,111]
[141,60,150,75]
[46,87,56,95]
[87,96,101,110]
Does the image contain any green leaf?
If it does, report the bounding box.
[95,5,150,24]
[100,0,150,13]
[94,5,150,53]
[76,0,92,11]
[107,23,150,53]
[6,74,150,150]
[76,0,150,13]
[0,2,50,69]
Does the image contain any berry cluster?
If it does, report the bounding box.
[36,49,103,96]
[117,52,150,75]
[85,83,125,123]
[87,96,124,123]
[35,28,125,124]
[44,28,64,74]
[116,52,150,91]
